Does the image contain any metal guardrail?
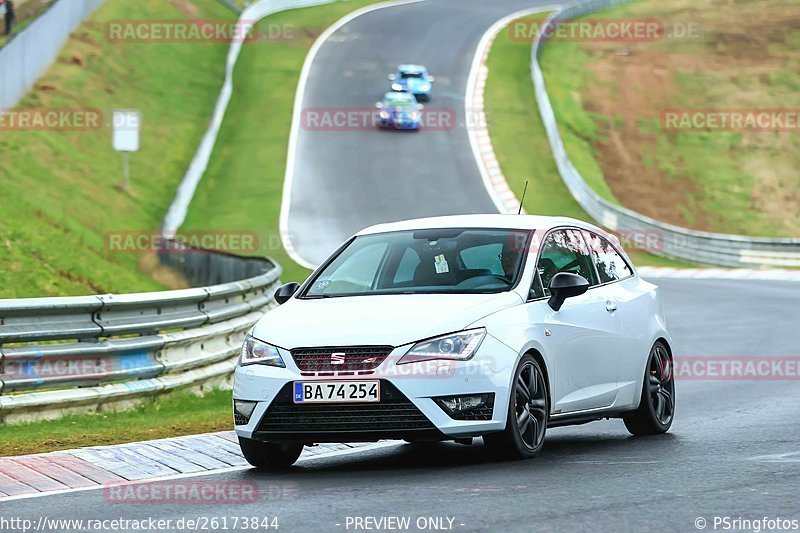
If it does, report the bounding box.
[531,0,800,268]
[0,0,350,423]
[0,248,281,423]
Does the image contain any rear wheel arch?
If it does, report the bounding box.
[631,338,673,409]
[654,337,674,380]
[623,339,675,435]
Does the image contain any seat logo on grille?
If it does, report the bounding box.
[331,352,346,365]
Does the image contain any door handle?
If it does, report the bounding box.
[605,300,617,312]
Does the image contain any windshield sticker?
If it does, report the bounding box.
[313,279,331,291]
[434,254,449,274]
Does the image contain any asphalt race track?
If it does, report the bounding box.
[8,1,800,531]
[285,0,559,265]
[9,279,800,530]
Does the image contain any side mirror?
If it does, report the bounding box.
[428,75,435,82]
[417,104,425,110]
[375,102,383,108]
[274,282,300,305]
[547,273,589,311]
[388,73,396,81]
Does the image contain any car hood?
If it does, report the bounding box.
[386,106,416,118]
[251,292,522,349]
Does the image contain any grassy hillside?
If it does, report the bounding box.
[0,0,232,297]
[540,0,800,237]
[484,15,695,268]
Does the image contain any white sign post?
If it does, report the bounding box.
[112,110,141,191]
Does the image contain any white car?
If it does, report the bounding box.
[233,215,675,468]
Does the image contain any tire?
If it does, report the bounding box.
[623,341,675,435]
[484,355,548,459]
[238,437,303,470]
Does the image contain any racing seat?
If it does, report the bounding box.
[537,258,558,289]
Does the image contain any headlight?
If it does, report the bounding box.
[392,83,404,91]
[240,334,285,367]
[420,84,430,91]
[379,110,390,119]
[398,328,486,364]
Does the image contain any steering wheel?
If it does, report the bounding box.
[456,274,509,288]
[560,258,583,276]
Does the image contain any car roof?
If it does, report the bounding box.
[397,64,427,73]
[357,214,607,236]
[383,91,415,101]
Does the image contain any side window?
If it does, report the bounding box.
[585,231,633,284]
[537,229,597,294]
[393,247,421,284]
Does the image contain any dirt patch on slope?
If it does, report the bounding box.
[170,0,200,19]
[574,0,800,234]
[584,48,706,227]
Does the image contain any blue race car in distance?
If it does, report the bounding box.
[376,91,423,130]
[389,64,434,102]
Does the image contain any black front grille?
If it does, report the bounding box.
[449,406,494,421]
[290,346,392,373]
[257,380,434,433]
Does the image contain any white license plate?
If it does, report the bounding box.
[293,381,380,404]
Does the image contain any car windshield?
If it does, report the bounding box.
[400,71,424,79]
[303,228,530,298]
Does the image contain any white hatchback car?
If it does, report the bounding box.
[233,215,675,468]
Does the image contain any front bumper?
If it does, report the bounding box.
[233,335,516,442]
[378,119,420,130]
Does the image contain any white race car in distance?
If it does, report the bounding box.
[233,215,675,468]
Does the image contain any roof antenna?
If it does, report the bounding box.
[517,181,528,215]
